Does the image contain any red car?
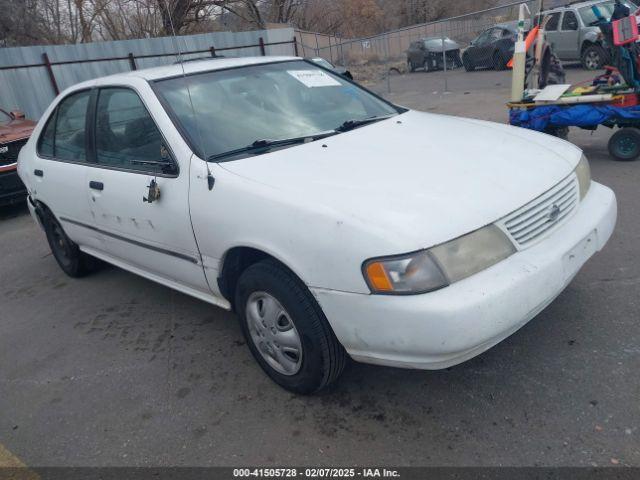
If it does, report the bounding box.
[0,109,35,207]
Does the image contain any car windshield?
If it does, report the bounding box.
[154,60,399,162]
[579,1,637,25]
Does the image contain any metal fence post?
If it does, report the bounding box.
[386,35,391,94]
[329,35,334,64]
[259,37,266,56]
[128,53,137,70]
[42,52,59,95]
[441,29,448,93]
[315,33,320,57]
[293,36,299,56]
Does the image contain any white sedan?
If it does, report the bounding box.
[18,56,617,394]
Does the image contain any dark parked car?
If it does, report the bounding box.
[463,25,517,71]
[0,109,35,207]
[407,37,463,72]
[309,57,354,80]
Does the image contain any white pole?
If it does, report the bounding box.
[511,3,529,102]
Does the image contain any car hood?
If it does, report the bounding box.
[425,38,460,52]
[220,110,581,251]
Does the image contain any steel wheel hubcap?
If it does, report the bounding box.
[246,292,302,376]
[51,223,71,264]
[619,136,636,154]
[586,52,599,69]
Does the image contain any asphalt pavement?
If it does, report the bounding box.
[0,66,638,468]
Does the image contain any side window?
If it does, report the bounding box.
[38,112,56,157]
[490,29,503,41]
[38,90,91,161]
[562,11,579,31]
[545,12,561,31]
[95,88,175,175]
[479,30,493,45]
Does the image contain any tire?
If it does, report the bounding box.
[453,52,463,69]
[493,51,507,71]
[463,53,475,72]
[235,259,347,394]
[545,126,570,140]
[608,128,640,161]
[581,44,606,71]
[41,208,99,278]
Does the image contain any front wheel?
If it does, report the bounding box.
[609,128,640,161]
[463,53,475,72]
[235,259,347,394]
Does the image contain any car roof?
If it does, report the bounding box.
[97,55,299,84]
[543,0,615,12]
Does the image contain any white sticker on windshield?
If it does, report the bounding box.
[288,70,342,88]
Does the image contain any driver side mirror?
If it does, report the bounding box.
[10,110,25,120]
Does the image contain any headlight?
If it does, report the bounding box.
[575,154,591,200]
[363,225,516,295]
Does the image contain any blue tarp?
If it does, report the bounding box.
[509,104,640,131]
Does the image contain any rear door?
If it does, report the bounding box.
[556,10,581,59]
[32,88,101,250]
[408,41,424,65]
[86,83,210,295]
[543,12,564,58]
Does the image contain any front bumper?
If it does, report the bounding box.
[312,182,617,370]
[0,168,27,207]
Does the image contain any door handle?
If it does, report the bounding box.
[34,169,43,177]
[89,181,104,191]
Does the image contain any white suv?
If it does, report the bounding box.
[540,0,637,70]
[18,57,617,393]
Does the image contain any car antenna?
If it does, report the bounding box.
[162,0,215,191]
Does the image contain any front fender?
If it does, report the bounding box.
[582,30,602,46]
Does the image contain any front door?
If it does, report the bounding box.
[473,29,494,66]
[86,86,210,294]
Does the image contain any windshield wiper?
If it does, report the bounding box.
[336,114,397,132]
[208,131,338,162]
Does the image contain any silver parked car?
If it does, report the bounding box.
[539,0,637,70]
[407,37,463,72]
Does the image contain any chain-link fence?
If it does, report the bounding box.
[300,1,541,95]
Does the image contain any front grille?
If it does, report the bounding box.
[502,175,579,248]
[0,138,28,167]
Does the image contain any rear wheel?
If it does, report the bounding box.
[41,208,99,277]
[609,128,640,161]
[493,51,507,70]
[581,44,606,70]
[235,259,347,394]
